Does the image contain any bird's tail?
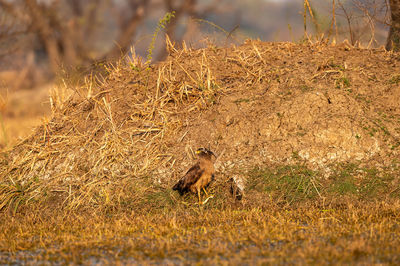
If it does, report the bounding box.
[172,182,179,190]
[172,180,185,195]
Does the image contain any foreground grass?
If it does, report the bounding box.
[1,163,400,264]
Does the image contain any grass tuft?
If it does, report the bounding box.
[146,11,175,65]
[247,165,320,204]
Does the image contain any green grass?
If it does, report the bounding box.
[245,163,398,204]
[146,11,175,64]
[233,98,251,104]
[388,74,400,85]
[329,163,359,195]
[336,76,351,88]
[247,165,320,204]
[328,164,394,200]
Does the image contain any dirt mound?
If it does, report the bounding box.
[1,40,399,210]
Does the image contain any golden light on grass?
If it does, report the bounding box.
[1,38,400,263]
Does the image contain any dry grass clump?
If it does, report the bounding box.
[0,40,282,212]
[0,39,399,215]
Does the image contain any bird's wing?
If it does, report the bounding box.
[173,162,204,193]
[183,163,204,187]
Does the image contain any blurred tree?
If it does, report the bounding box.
[0,0,113,74]
[386,0,400,51]
[0,11,23,58]
[159,0,222,60]
[107,0,150,60]
[0,0,223,79]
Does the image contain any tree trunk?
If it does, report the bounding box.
[25,0,61,73]
[386,0,400,51]
[107,1,149,60]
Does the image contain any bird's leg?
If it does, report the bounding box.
[201,187,214,205]
[197,188,202,205]
[202,187,209,197]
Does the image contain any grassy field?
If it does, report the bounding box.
[1,40,400,264]
[1,163,400,264]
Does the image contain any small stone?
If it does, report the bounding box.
[230,175,245,200]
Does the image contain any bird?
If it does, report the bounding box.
[172,147,216,205]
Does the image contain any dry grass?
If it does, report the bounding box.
[1,39,399,213]
[1,38,400,263]
[0,39,269,212]
[1,194,400,264]
[1,162,400,263]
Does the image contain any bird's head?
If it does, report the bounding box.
[195,147,216,158]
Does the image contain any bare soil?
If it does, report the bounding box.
[171,41,400,170]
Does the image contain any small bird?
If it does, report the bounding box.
[172,148,216,205]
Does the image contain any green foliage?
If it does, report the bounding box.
[336,76,350,88]
[331,175,357,195]
[247,163,397,203]
[143,186,175,211]
[388,75,400,85]
[233,98,250,104]
[359,168,391,199]
[0,180,34,214]
[247,165,320,203]
[130,64,140,71]
[146,11,175,65]
[329,164,393,199]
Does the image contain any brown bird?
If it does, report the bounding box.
[172,148,216,205]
